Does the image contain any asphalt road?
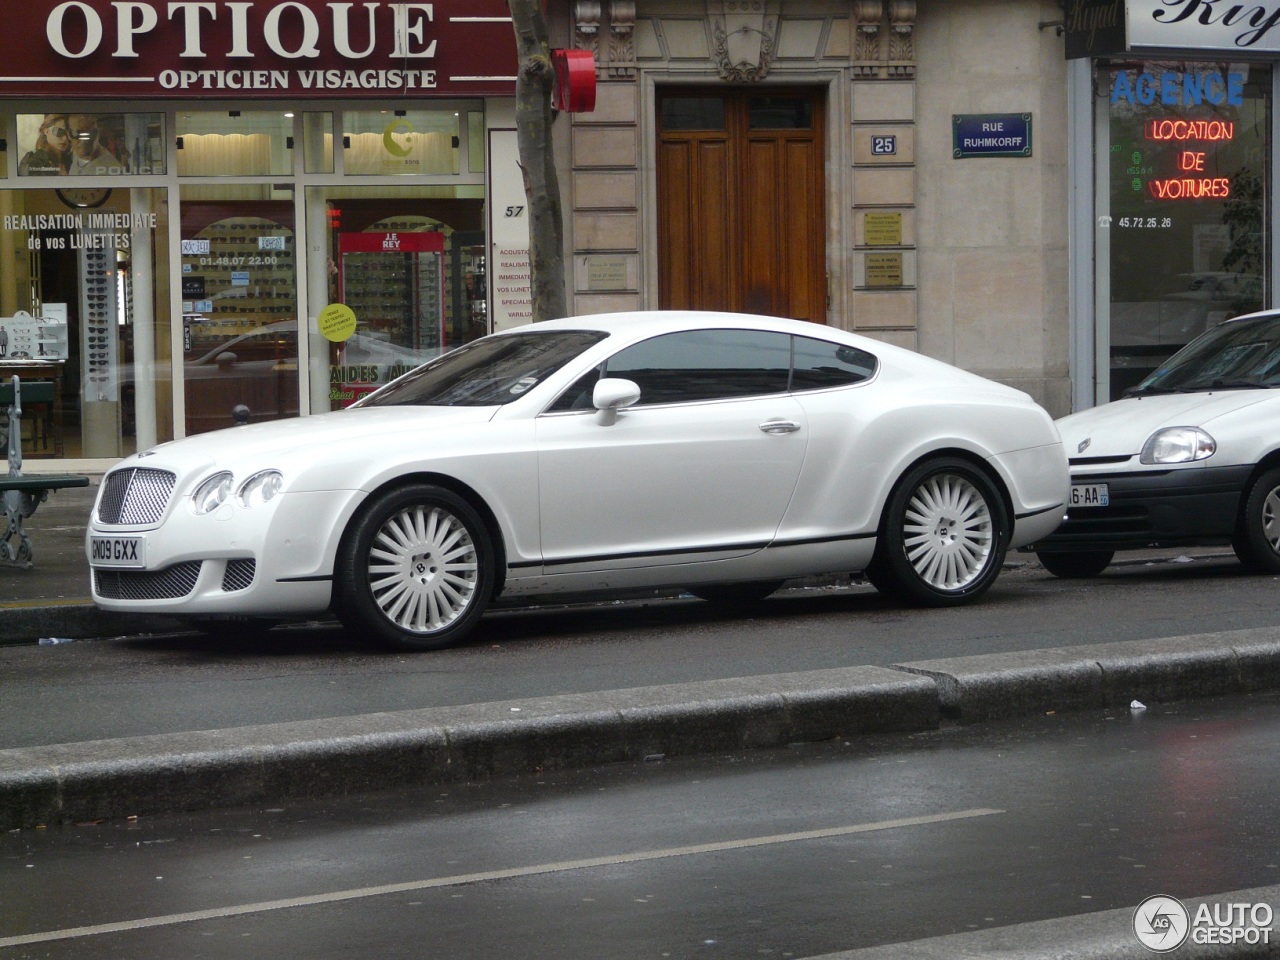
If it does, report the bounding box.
[4,551,1280,750]
[4,690,1277,959]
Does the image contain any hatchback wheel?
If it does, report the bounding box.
[1233,467,1280,574]
[335,484,493,651]
[869,458,1007,606]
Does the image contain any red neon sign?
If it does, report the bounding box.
[1145,119,1235,142]
[1144,115,1235,200]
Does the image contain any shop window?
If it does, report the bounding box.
[16,112,165,177]
[1102,62,1271,401]
[342,108,464,176]
[467,113,486,174]
[0,186,171,459]
[305,188,487,412]
[303,113,333,174]
[176,112,293,177]
[0,115,7,178]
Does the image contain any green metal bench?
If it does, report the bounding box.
[0,375,89,567]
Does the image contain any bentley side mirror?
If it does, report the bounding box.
[593,377,640,426]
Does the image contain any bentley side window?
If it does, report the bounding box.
[790,336,877,391]
[600,329,791,406]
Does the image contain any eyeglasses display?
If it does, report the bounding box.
[80,243,119,402]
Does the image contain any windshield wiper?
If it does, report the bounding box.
[1124,385,1182,397]
[1202,378,1269,391]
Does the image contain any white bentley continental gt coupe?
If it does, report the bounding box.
[1032,309,1280,578]
[87,311,1069,650]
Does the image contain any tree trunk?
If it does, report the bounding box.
[507,0,568,322]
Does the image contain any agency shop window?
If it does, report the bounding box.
[343,108,466,176]
[176,111,294,177]
[16,113,165,176]
[1104,62,1270,401]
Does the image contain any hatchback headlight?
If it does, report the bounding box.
[191,471,234,515]
[237,470,284,508]
[1140,426,1216,464]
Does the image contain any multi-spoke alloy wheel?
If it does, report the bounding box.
[902,472,993,591]
[1233,467,1280,574]
[336,484,493,650]
[867,458,1008,606]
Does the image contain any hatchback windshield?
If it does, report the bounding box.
[355,331,609,407]
[1130,315,1280,395]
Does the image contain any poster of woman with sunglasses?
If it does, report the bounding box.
[17,114,72,176]
[16,113,130,176]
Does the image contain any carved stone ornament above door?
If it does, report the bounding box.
[707,0,780,82]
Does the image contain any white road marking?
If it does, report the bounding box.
[1,807,1003,947]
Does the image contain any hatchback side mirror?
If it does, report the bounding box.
[593,377,640,425]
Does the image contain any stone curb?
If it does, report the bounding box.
[0,666,938,830]
[810,883,1280,959]
[3,630,1279,831]
[894,628,1280,722]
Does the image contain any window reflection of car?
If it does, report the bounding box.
[182,322,436,434]
[1168,272,1263,303]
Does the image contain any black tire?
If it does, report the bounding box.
[688,580,784,604]
[1035,550,1114,579]
[869,457,1008,607]
[334,484,494,651]
[1233,467,1280,574]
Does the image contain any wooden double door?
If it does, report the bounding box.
[657,87,826,322]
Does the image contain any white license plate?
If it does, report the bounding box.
[1070,483,1110,508]
[90,536,145,568]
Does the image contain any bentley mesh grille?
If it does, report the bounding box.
[98,468,177,525]
[96,561,202,600]
[221,559,256,592]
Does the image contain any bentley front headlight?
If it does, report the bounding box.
[1140,427,1216,464]
[237,470,284,508]
[191,471,234,515]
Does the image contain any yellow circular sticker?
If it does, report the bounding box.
[318,303,357,343]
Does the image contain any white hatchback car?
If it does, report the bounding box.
[1032,309,1280,577]
[87,311,1069,650]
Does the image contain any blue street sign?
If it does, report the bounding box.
[953,113,1032,158]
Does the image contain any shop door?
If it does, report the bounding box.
[179,201,298,436]
[657,88,826,321]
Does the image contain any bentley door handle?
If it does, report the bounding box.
[759,419,801,435]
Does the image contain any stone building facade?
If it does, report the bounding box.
[556,0,1072,415]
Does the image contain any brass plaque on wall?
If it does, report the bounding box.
[864,212,902,247]
[865,253,903,287]
[587,256,629,291]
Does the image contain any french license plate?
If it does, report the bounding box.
[1070,483,1109,508]
[90,536,145,568]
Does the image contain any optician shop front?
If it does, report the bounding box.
[0,0,527,469]
[1067,0,1279,407]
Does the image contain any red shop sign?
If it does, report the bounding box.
[0,0,517,100]
[552,48,596,113]
[338,231,445,254]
